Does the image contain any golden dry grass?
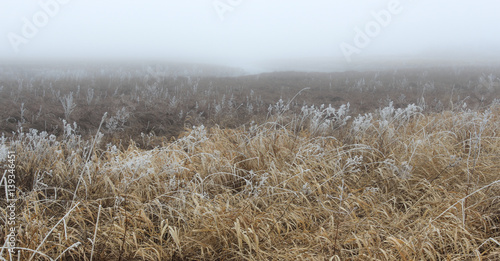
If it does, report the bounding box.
[1,104,499,260]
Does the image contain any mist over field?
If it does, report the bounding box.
[1,0,500,72]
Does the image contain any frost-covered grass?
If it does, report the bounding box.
[1,66,499,146]
[1,98,499,260]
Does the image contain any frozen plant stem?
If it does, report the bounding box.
[90,204,102,261]
[60,92,76,120]
[72,112,107,201]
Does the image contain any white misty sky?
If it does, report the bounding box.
[1,0,499,70]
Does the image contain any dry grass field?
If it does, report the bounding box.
[0,64,499,260]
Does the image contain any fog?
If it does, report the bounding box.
[1,0,500,72]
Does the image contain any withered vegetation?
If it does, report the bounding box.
[0,65,499,260]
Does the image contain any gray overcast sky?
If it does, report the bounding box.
[1,0,499,71]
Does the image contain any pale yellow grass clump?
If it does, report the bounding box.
[1,105,499,260]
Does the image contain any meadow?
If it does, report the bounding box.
[0,64,499,260]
